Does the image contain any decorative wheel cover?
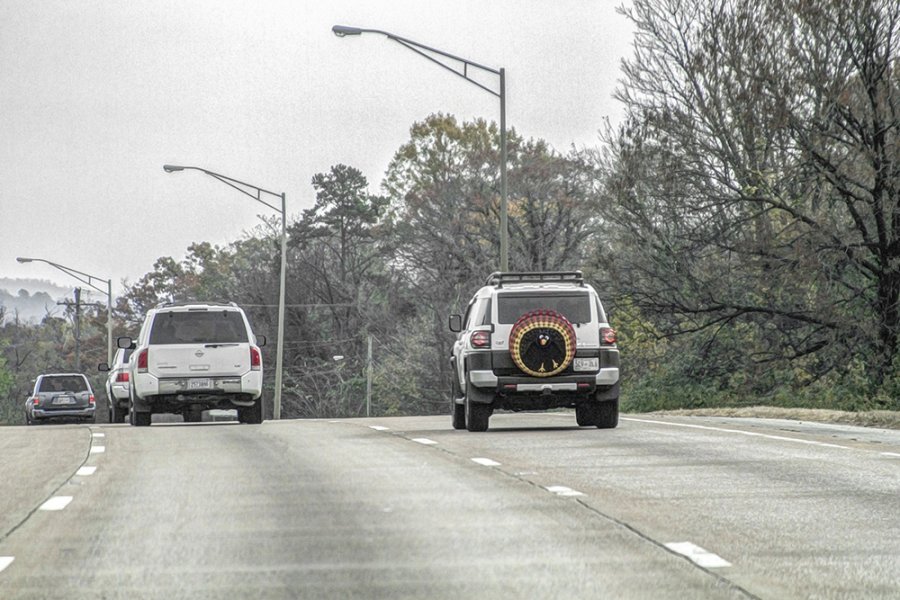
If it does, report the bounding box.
[509,310,576,377]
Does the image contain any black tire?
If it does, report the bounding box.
[464,376,493,432]
[240,399,262,424]
[184,409,203,423]
[132,411,151,427]
[575,403,598,426]
[110,401,126,424]
[450,371,466,430]
[595,399,619,429]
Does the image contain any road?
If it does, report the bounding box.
[0,412,897,599]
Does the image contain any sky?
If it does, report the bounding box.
[0,0,635,298]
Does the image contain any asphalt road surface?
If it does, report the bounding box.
[0,412,897,599]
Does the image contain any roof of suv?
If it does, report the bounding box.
[154,301,239,309]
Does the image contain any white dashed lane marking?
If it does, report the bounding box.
[76,466,97,476]
[412,438,437,445]
[665,542,732,568]
[623,418,854,451]
[91,432,105,438]
[39,496,73,511]
[471,458,501,466]
[545,485,585,497]
[89,446,105,454]
[0,556,14,574]
[369,425,389,431]
[881,452,900,458]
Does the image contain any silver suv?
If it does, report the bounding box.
[25,373,96,425]
[118,301,266,426]
[449,271,620,432]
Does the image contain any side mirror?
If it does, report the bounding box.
[448,314,462,333]
[98,363,110,372]
[255,334,267,347]
[117,336,135,349]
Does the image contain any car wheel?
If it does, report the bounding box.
[464,376,493,432]
[594,399,619,429]
[132,411,151,427]
[184,409,203,423]
[451,371,465,430]
[110,402,126,424]
[240,399,262,424]
[575,403,598,426]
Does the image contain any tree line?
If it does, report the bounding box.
[2,0,898,424]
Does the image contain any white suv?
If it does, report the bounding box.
[449,271,620,432]
[118,301,266,426]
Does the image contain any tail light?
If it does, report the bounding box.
[137,348,149,373]
[470,331,491,348]
[600,327,617,346]
[32,396,40,406]
[116,372,129,383]
[250,346,261,371]
[88,395,95,406]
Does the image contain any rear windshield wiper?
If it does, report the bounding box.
[204,343,240,348]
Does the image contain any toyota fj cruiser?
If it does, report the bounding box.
[118,301,266,426]
[449,271,619,431]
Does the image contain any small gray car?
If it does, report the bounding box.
[25,373,96,425]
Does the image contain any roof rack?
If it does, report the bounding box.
[485,271,585,288]
[156,301,238,309]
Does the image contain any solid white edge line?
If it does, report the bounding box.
[622,417,854,451]
[0,556,13,573]
[89,445,105,454]
[471,457,501,466]
[665,542,732,568]
[39,496,73,511]
[412,438,437,445]
[76,466,97,476]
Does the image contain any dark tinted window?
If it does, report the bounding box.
[149,310,248,345]
[497,293,592,324]
[39,375,88,393]
[118,349,133,364]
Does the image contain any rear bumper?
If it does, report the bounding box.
[33,407,95,419]
[134,371,262,400]
[111,383,130,401]
[470,367,619,390]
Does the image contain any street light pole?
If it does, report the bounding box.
[16,257,113,366]
[163,164,287,420]
[332,25,510,271]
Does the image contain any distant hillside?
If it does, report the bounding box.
[0,278,72,323]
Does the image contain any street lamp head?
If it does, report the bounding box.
[332,25,363,37]
[16,257,34,263]
[163,164,186,173]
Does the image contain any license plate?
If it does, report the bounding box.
[53,396,76,405]
[573,357,599,372]
[188,378,212,390]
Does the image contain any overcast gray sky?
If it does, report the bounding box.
[1,0,634,296]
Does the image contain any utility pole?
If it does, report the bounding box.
[366,335,373,417]
[58,288,83,372]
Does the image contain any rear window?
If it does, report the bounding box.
[39,376,88,393]
[149,310,248,345]
[497,293,592,324]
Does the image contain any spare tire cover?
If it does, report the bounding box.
[508,310,576,378]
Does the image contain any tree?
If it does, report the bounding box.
[596,0,900,400]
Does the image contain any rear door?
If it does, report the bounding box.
[147,309,251,378]
[38,375,92,408]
